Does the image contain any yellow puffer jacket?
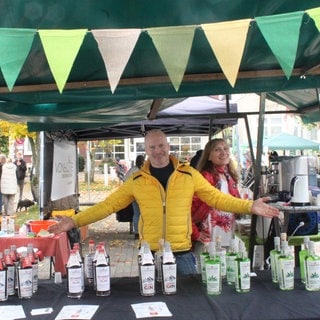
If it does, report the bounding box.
[73,155,253,252]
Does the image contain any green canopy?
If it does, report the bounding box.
[0,1,320,136]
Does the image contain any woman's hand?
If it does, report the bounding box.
[251,197,279,218]
[48,216,76,234]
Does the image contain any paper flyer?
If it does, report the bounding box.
[55,305,99,320]
[131,302,172,318]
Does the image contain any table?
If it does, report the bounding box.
[0,232,70,276]
[2,271,320,320]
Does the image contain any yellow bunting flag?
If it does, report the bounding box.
[38,29,87,93]
[92,29,141,94]
[147,25,196,92]
[306,7,320,31]
[202,19,251,88]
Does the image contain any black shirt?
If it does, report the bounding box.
[149,161,174,189]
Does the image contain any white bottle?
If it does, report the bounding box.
[305,241,320,291]
[139,243,155,296]
[66,249,83,299]
[94,248,111,296]
[205,241,221,295]
[17,251,33,299]
[278,241,294,291]
[161,241,177,295]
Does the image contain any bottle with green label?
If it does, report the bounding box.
[278,240,294,291]
[270,236,281,283]
[205,241,221,295]
[226,238,238,285]
[234,242,250,293]
[305,241,320,291]
[200,240,210,283]
[215,236,226,279]
[299,236,310,284]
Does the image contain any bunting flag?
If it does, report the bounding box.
[255,12,304,79]
[202,19,251,88]
[0,28,36,91]
[307,7,320,31]
[147,25,196,92]
[38,29,87,93]
[92,29,141,94]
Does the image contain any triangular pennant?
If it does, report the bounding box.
[92,29,141,94]
[255,12,304,79]
[38,29,87,93]
[306,7,320,31]
[147,26,196,91]
[0,28,36,91]
[202,19,251,87]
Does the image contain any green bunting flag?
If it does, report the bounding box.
[307,7,320,31]
[255,11,304,79]
[147,26,196,92]
[0,28,36,91]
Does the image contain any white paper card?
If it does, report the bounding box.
[31,307,53,315]
[0,305,26,320]
[55,305,99,320]
[131,302,172,318]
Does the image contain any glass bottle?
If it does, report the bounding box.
[205,241,221,295]
[155,238,164,282]
[216,236,226,279]
[200,240,210,283]
[161,241,177,295]
[94,248,111,296]
[27,244,38,293]
[0,252,8,301]
[299,236,310,284]
[17,251,33,299]
[138,243,155,296]
[278,240,294,291]
[235,242,250,293]
[92,244,101,291]
[73,243,84,292]
[305,241,320,291]
[84,239,95,287]
[270,236,281,283]
[66,249,83,299]
[226,238,238,285]
[4,248,15,296]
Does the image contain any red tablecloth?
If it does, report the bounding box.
[0,232,70,276]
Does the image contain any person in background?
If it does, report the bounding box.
[191,138,241,269]
[124,154,145,239]
[48,129,279,275]
[0,154,7,214]
[14,151,27,201]
[1,157,17,216]
[190,149,203,169]
[114,157,127,185]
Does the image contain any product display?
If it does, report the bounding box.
[270,236,281,283]
[304,241,320,291]
[235,242,250,293]
[278,240,295,291]
[226,238,238,285]
[205,241,222,295]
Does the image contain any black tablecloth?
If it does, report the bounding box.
[3,271,320,320]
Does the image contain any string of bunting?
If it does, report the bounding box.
[0,7,319,94]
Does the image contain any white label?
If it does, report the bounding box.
[206,263,221,294]
[216,251,226,277]
[226,255,237,283]
[68,267,82,293]
[18,268,33,298]
[279,258,294,289]
[237,261,250,290]
[140,265,155,295]
[0,271,7,300]
[96,266,110,291]
[84,255,94,279]
[270,251,280,282]
[162,264,177,293]
[7,265,15,295]
[306,260,320,290]
[32,264,38,292]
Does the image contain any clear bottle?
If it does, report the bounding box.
[161,241,177,295]
[278,240,294,291]
[205,241,221,295]
[92,244,101,291]
[226,238,238,285]
[17,251,33,299]
[155,238,164,282]
[270,236,281,283]
[94,248,111,296]
[84,239,95,287]
[138,243,155,296]
[200,240,210,283]
[235,242,251,293]
[66,249,83,299]
[27,244,38,293]
[216,236,226,279]
[0,252,8,301]
[1,216,7,233]
[305,241,320,291]
[73,243,84,292]
[4,249,15,296]
[299,236,310,284]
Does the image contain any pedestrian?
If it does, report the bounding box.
[48,129,279,275]
[14,151,27,201]
[124,154,145,239]
[0,154,7,214]
[190,149,203,168]
[1,157,17,216]
[191,139,241,270]
[114,157,127,185]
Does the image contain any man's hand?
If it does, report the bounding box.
[251,197,279,218]
[48,216,76,234]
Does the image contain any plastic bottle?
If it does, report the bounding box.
[278,240,294,291]
[138,243,155,296]
[94,248,111,296]
[200,240,210,283]
[235,242,251,293]
[205,241,221,295]
[305,241,320,291]
[155,238,164,282]
[84,239,95,287]
[4,248,15,296]
[0,252,8,301]
[226,238,238,285]
[17,251,33,299]
[66,249,83,299]
[216,236,226,279]
[299,236,310,284]
[270,236,281,283]
[161,241,177,295]
[27,244,38,293]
